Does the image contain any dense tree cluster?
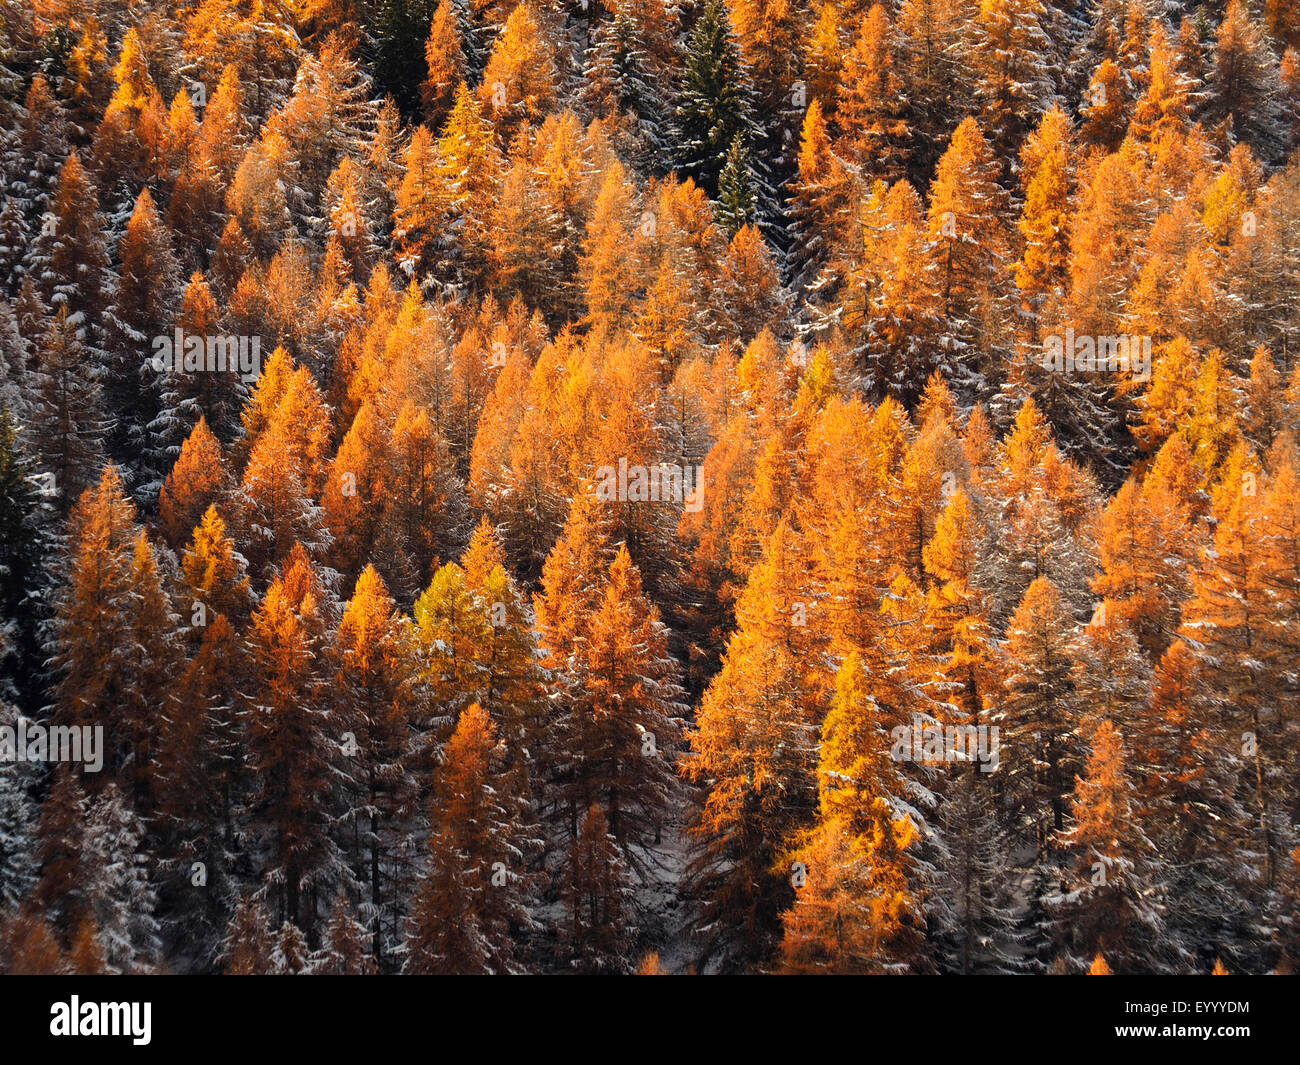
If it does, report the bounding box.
[0,0,1298,974]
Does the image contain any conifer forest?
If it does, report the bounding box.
[1,0,1300,978]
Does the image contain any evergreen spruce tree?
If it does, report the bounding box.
[0,702,39,911]
[673,0,771,220]
[367,0,439,119]
[716,135,759,238]
[0,406,52,710]
[83,784,162,973]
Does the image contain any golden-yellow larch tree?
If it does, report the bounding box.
[405,703,536,974]
[835,5,909,182]
[158,415,229,550]
[180,504,255,629]
[925,116,1013,371]
[476,3,558,140]
[331,565,425,962]
[780,652,925,974]
[422,0,466,128]
[683,520,825,967]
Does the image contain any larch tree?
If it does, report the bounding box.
[978,398,1099,620]
[489,143,567,308]
[413,560,494,754]
[47,468,178,802]
[422,0,467,127]
[1068,143,1153,337]
[104,187,181,474]
[1078,57,1128,153]
[158,415,229,551]
[166,98,225,275]
[923,485,1023,972]
[36,155,109,329]
[240,552,349,937]
[968,0,1056,166]
[1,908,69,975]
[219,895,275,975]
[804,2,845,116]
[27,306,109,514]
[1141,637,1252,971]
[1129,20,1192,147]
[728,0,801,125]
[384,400,468,590]
[196,64,249,187]
[476,3,558,141]
[562,803,635,973]
[330,565,424,962]
[556,545,686,865]
[114,530,182,806]
[683,520,824,969]
[67,918,108,976]
[720,222,787,340]
[925,116,1014,388]
[32,768,92,944]
[994,576,1083,866]
[580,159,646,328]
[1090,469,1200,659]
[529,489,615,789]
[0,0,1293,981]
[405,702,536,974]
[234,423,329,581]
[180,505,256,630]
[455,519,547,760]
[787,98,856,295]
[854,179,945,403]
[399,82,503,291]
[1208,0,1285,161]
[836,5,910,184]
[153,612,246,965]
[1013,105,1073,336]
[312,900,378,974]
[896,0,969,183]
[780,653,927,975]
[1049,719,1165,973]
[158,272,246,452]
[322,399,391,584]
[1134,338,1202,457]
